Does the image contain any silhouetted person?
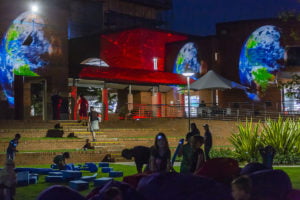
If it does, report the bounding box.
[53,152,70,170]
[6,133,21,160]
[259,145,276,169]
[231,175,252,200]
[187,123,200,138]
[88,106,100,141]
[122,146,150,173]
[0,159,16,200]
[203,124,212,160]
[77,94,89,121]
[190,135,205,173]
[103,187,123,200]
[178,132,194,173]
[199,100,206,107]
[60,97,69,120]
[51,92,62,120]
[82,139,94,150]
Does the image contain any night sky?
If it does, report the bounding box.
[164,0,300,36]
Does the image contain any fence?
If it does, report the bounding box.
[123,102,300,121]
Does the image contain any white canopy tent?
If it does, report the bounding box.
[189,70,247,116]
[190,70,247,90]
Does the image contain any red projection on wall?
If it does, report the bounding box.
[100,28,188,71]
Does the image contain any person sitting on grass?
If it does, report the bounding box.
[53,152,70,170]
[82,139,94,150]
[0,159,16,200]
[190,135,205,174]
[121,146,150,173]
[231,175,252,200]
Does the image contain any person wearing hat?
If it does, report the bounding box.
[203,124,212,160]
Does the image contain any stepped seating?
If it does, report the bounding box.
[0,118,237,165]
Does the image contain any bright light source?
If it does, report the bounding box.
[153,57,158,70]
[31,4,39,12]
[182,68,194,77]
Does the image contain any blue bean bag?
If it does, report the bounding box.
[249,169,292,200]
[137,172,233,200]
[37,185,86,200]
[87,180,145,200]
[99,162,109,167]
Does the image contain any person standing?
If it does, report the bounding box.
[77,94,89,121]
[6,133,21,160]
[51,92,62,120]
[189,123,200,136]
[178,133,194,173]
[89,106,100,141]
[190,135,205,173]
[203,124,212,161]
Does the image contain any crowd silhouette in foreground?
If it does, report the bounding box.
[1,123,299,200]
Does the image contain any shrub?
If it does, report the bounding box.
[229,119,262,162]
[210,148,237,159]
[229,117,300,164]
[261,117,300,156]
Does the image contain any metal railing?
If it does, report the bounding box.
[120,103,300,121]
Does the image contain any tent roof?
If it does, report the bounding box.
[190,70,247,90]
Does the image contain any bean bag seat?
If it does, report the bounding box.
[109,171,123,178]
[93,177,113,187]
[286,189,300,200]
[123,173,150,188]
[99,162,109,167]
[240,162,267,175]
[37,185,86,200]
[85,163,98,173]
[69,180,89,191]
[62,170,82,180]
[87,180,145,200]
[194,158,240,185]
[101,167,113,173]
[249,169,292,200]
[137,172,233,200]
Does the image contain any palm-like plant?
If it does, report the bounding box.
[261,117,300,155]
[229,119,262,162]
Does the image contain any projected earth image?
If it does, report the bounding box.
[0,11,51,106]
[173,42,201,76]
[239,25,284,101]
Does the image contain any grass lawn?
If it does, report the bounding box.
[14,164,300,200]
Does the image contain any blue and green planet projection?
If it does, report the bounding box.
[0,11,51,106]
[173,42,201,76]
[239,25,284,101]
